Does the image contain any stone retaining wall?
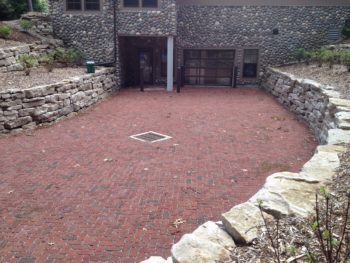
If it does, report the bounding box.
[0,67,116,134]
[140,69,350,263]
[0,42,57,73]
[21,12,54,38]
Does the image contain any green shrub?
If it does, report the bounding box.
[341,51,350,72]
[342,25,350,38]
[0,24,12,39]
[39,53,55,72]
[311,50,323,67]
[293,48,311,64]
[20,19,33,31]
[34,0,49,13]
[53,47,85,67]
[18,54,38,75]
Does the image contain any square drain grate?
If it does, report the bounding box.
[130,131,172,143]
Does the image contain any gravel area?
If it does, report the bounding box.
[233,146,350,262]
[280,64,350,99]
[0,67,87,91]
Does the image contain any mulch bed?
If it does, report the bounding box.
[0,67,87,91]
[0,23,39,48]
[280,64,350,99]
[233,145,350,262]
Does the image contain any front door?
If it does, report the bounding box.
[139,49,153,85]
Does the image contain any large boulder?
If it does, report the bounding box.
[327,129,350,145]
[249,172,321,218]
[222,202,273,244]
[171,221,235,263]
[140,256,172,263]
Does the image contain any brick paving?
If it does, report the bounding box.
[0,87,317,263]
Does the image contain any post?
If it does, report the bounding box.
[176,67,181,93]
[167,36,174,92]
[27,0,33,12]
[140,66,144,92]
[233,66,238,88]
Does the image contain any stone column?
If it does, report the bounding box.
[167,36,174,92]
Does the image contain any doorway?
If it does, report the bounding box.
[139,49,153,85]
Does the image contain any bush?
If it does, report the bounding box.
[20,19,33,31]
[342,25,350,38]
[17,54,38,75]
[53,47,85,67]
[293,48,311,64]
[0,24,12,39]
[341,51,350,72]
[34,0,48,13]
[39,53,55,72]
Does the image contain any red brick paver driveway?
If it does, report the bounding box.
[0,87,317,263]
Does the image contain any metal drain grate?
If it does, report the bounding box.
[130,131,172,143]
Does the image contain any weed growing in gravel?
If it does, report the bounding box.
[18,54,38,76]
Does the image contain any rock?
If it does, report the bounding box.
[329,98,350,109]
[250,172,321,218]
[140,256,172,263]
[4,116,32,129]
[171,221,235,263]
[327,129,350,145]
[222,202,273,244]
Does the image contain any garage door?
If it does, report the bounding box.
[184,50,235,86]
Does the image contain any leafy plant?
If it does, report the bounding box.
[17,54,38,75]
[53,47,85,67]
[20,19,33,31]
[311,50,323,67]
[294,48,311,64]
[39,53,55,72]
[0,24,12,39]
[341,51,350,72]
[33,0,48,13]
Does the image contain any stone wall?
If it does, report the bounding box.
[0,43,56,73]
[262,68,339,143]
[116,0,177,36]
[177,5,350,85]
[21,12,54,38]
[140,70,350,263]
[0,67,116,134]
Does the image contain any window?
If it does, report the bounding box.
[85,0,100,10]
[123,0,158,8]
[66,0,82,10]
[66,0,100,11]
[243,49,259,78]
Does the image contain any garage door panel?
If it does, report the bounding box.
[184,49,235,86]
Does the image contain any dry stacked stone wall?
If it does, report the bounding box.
[0,43,56,73]
[0,67,116,134]
[21,13,54,37]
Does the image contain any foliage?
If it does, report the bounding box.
[20,19,33,31]
[53,47,85,67]
[33,0,48,13]
[17,54,38,76]
[0,0,48,20]
[294,48,311,64]
[342,25,350,38]
[39,53,55,72]
[340,51,350,72]
[0,24,12,39]
[259,186,350,263]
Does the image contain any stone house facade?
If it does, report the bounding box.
[49,0,350,90]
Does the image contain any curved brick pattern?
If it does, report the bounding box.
[0,67,116,134]
[0,88,316,262]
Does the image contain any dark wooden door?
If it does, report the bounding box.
[139,49,153,85]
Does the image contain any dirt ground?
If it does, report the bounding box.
[0,23,39,48]
[0,67,88,91]
[280,64,350,99]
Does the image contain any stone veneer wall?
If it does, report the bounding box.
[177,6,350,85]
[0,67,116,134]
[0,43,56,73]
[140,69,350,263]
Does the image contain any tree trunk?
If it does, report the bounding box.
[27,0,33,12]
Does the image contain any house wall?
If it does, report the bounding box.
[177,5,350,85]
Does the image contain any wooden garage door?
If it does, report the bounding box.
[184,50,235,86]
